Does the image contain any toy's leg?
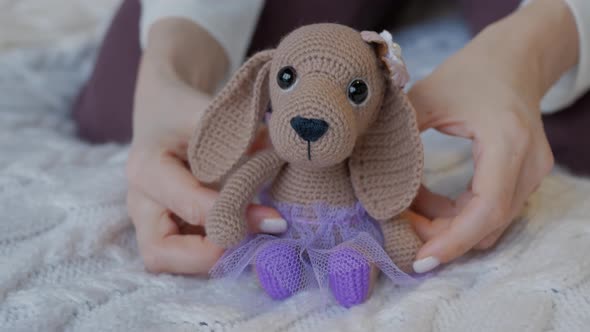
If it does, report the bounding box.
[255,242,302,300]
[378,217,423,273]
[327,247,378,307]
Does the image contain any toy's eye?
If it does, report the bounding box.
[347,79,369,105]
[277,66,297,90]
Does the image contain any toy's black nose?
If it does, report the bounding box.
[290,116,329,142]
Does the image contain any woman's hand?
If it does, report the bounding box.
[408,0,579,273]
[126,18,285,275]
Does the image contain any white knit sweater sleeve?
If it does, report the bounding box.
[523,0,590,113]
[139,0,265,74]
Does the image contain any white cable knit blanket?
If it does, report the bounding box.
[1,5,589,332]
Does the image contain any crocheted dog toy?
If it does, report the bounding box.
[188,23,424,308]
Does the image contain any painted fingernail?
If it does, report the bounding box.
[260,218,287,233]
[413,256,440,274]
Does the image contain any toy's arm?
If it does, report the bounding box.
[378,211,423,273]
[206,150,285,248]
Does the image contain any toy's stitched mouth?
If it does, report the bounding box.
[289,116,330,162]
[290,116,329,162]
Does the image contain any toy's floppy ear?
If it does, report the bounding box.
[350,32,422,220]
[188,50,274,184]
[350,86,423,220]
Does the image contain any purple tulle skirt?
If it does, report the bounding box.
[210,197,417,302]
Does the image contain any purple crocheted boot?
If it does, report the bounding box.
[328,247,371,308]
[255,242,302,300]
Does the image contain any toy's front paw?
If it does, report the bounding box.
[328,247,373,308]
[380,217,422,273]
[205,212,247,249]
[255,242,302,300]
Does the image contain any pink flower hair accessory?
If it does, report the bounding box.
[360,30,410,88]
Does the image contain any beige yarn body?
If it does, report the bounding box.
[189,24,424,274]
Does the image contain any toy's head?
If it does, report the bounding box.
[267,24,389,168]
[190,23,423,219]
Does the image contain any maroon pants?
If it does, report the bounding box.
[73,0,590,175]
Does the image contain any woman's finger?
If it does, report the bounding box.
[474,140,553,250]
[127,148,285,233]
[143,232,225,275]
[411,216,452,243]
[412,183,475,243]
[408,80,444,132]
[474,223,509,250]
[127,148,212,224]
[413,128,527,272]
[245,204,287,234]
[411,184,457,220]
[128,189,224,274]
